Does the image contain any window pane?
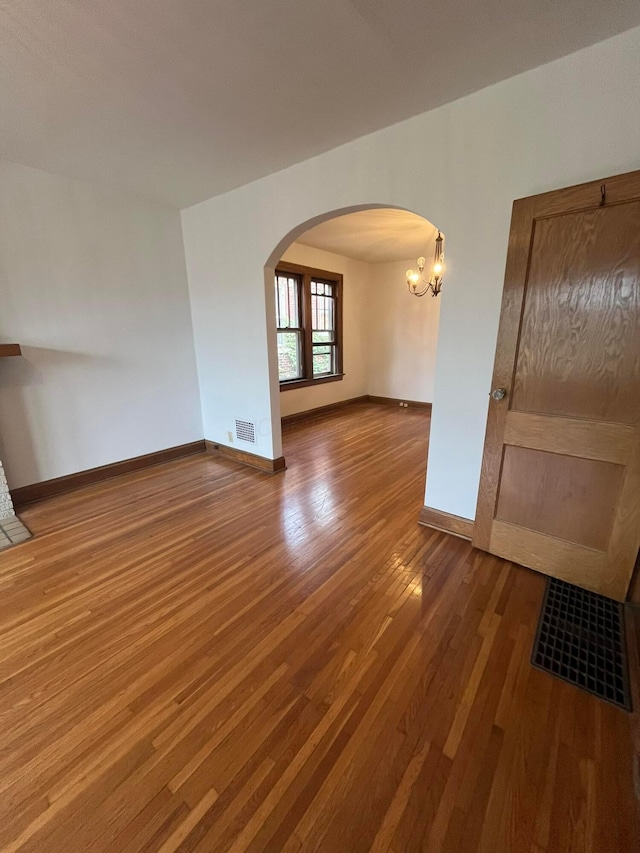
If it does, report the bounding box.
[312,330,334,343]
[311,293,335,332]
[311,280,333,296]
[313,347,334,376]
[275,275,299,328]
[278,331,302,381]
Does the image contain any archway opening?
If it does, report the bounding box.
[264,205,443,485]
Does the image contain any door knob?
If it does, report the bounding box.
[490,388,507,401]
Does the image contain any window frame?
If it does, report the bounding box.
[275,261,344,391]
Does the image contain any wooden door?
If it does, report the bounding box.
[473,170,640,601]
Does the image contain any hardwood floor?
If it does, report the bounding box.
[1,403,638,852]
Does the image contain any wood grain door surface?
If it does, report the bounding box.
[474,170,640,601]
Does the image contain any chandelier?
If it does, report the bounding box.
[406,231,444,297]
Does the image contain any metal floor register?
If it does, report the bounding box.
[531,577,631,712]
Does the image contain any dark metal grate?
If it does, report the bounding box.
[531,577,631,711]
[235,419,256,444]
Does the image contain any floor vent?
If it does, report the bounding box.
[235,419,256,444]
[532,577,631,711]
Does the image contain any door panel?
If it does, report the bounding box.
[474,170,640,601]
[495,446,624,551]
[511,205,640,423]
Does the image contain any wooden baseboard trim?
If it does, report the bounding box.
[281,396,369,426]
[281,394,431,425]
[367,396,432,411]
[12,440,206,507]
[12,398,426,506]
[418,505,474,540]
[205,440,286,474]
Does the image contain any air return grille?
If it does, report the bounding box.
[532,577,631,711]
[235,419,256,444]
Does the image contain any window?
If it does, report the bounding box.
[275,271,303,381]
[275,262,343,389]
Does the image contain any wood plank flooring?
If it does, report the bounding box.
[1,403,638,852]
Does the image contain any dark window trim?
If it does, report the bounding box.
[280,373,345,392]
[276,261,343,389]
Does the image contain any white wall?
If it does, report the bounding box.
[368,259,440,403]
[278,243,369,417]
[181,27,640,520]
[0,161,202,489]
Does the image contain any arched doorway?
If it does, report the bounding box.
[264,205,443,469]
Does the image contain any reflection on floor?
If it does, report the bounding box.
[2,402,638,852]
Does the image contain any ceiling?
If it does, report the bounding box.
[1,2,639,209]
[296,209,437,264]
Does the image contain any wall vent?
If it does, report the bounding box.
[235,419,256,444]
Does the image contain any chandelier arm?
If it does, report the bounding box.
[407,280,433,298]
